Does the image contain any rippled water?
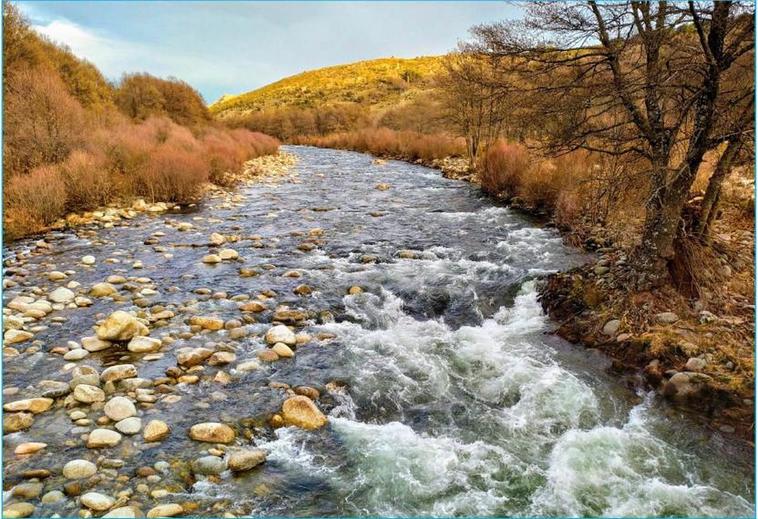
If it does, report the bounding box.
[3,146,754,517]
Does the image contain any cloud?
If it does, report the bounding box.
[30,16,259,101]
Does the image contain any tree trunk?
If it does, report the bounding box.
[695,138,742,239]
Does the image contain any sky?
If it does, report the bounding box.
[17,1,521,104]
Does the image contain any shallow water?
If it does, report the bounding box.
[2,146,754,517]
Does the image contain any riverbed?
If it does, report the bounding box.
[2,146,754,517]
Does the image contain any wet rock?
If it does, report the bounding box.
[656,312,680,324]
[3,397,53,414]
[203,254,222,264]
[602,319,621,336]
[294,386,320,400]
[348,286,363,295]
[96,311,149,341]
[127,335,162,353]
[14,442,47,455]
[189,316,224,330]
[143,420,170,442]
[49,286,75,303]
[240,301,266,312]
[209,351,236,365]
[48,271,67,281]
[147,504,184,518]
[80,492,115,511]
[191,455,227,475]
[228,449,266,472]
[104,506,137,518]
[115,417,142,435]
[74,384,106,403]
[272,342,294,358]
[101,364,138,383]
[81,336,112,352]
[87,428,122,448]
[3,502,35,518]
[265,325,296,346]
[293,284,312,296]
[89,282,117,297]
[209,232,226,245]
[104,396,137,421]
[81,255,96,265]
[176,347,214,367]
[64,349,90,361]
[11,482,43,499]
[63,459,97,479]
[41,490,65,504]
[39,380,71,398]
[189,422,235,443]
[219,248,239,260]
[4,330,33,345]
[281,395,327,430]
[257,349,279,362]
[4,412,34,433]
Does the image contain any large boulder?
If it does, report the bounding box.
[96,311,148,341]
[281,396,327,430]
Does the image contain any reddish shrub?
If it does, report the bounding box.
[480,141,531,197]
[4,165,67,238]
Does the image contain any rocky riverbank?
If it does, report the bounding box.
[14,153,298,244]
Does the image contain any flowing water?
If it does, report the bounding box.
[2,146,754,517]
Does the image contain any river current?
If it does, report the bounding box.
[2,146,754,517]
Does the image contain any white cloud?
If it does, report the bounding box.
[30,17,260,101]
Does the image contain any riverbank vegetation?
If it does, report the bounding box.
[2,4,279,240]
[216,1,755,429]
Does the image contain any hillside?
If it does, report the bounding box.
[210,56,444,117]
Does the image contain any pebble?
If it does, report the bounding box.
[228,449,266,472]
[80,492,115,511]
[147,504,184,518]
[14,442,47,455]
[104,396,137,421]
[87,428,122,448]
[265,325,296,345]
[143,420,170,442]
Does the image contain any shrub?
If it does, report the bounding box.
[5,165,67,238]
[59,150,112,211]
[297,127,465,162]
[3,67,88,176]
[480,141,531,197]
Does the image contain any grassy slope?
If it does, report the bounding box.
[210,56,444,116]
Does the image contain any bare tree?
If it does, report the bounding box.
[437,52,510,169]
[465,1,754,285]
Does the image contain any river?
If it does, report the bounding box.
[2,146,754,517]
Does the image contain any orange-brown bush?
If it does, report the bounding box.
[295,128,465,162]
[4,165,67,238]
[4,67,89,177]
[480,141,531,197]
[4,116,279,239]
